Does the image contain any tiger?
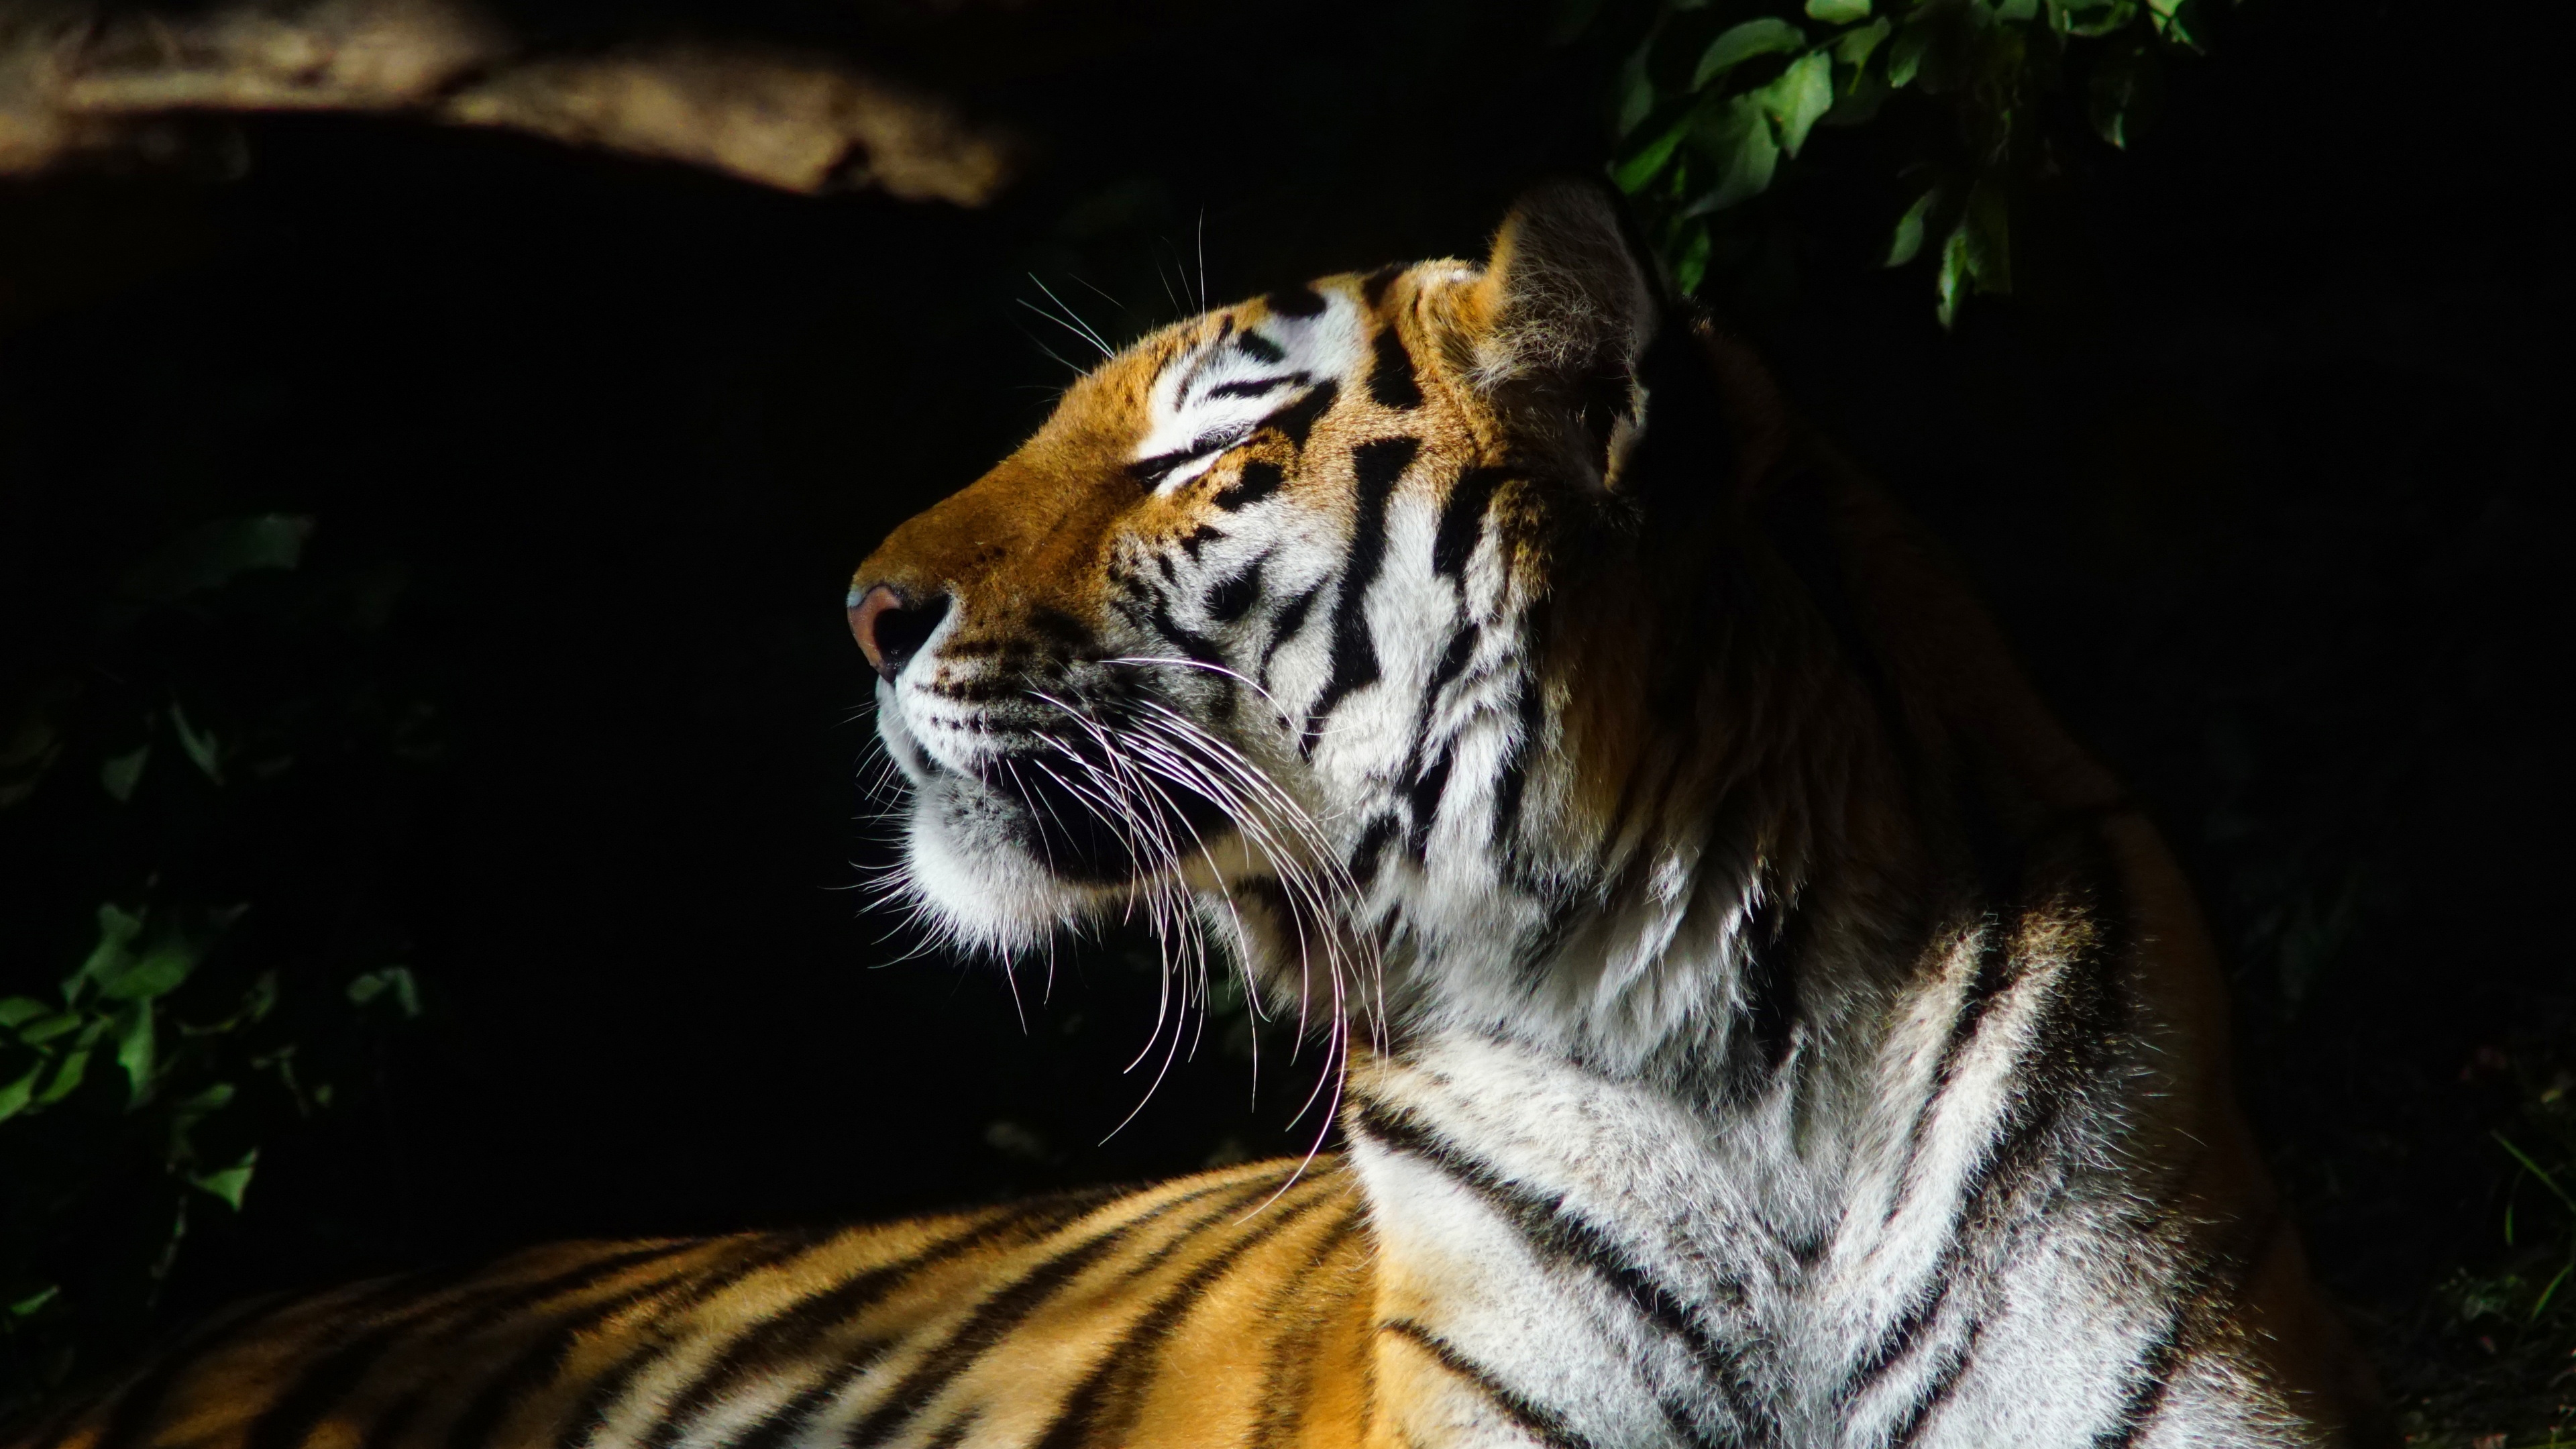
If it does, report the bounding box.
[5,181,2386,1449]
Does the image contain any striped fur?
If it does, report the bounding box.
[19,1163,1377,1449]
[9,184,2385,1449]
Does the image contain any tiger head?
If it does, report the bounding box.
[851,184,1833,1061]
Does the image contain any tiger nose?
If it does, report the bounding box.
[848,586,951,683]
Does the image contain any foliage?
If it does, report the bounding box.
[1583,0,2218,321]
[0,511,427,1417]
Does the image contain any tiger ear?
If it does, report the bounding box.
[1464,180,1666,488]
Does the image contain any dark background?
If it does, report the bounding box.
[2,0,2569,1440]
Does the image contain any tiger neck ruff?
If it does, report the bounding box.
[15,184,2380,1449]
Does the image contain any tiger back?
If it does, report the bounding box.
[7,184,2385,1449]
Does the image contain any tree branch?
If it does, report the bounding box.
[0,0,1020,201]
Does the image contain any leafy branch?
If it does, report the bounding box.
[1591,0,2221,321]
[0,513,429,1415]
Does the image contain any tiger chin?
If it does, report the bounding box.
[13,184,2387,1449]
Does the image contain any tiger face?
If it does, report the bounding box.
[851,184,1773,1044]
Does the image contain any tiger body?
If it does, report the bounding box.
[10,184,2379,1449]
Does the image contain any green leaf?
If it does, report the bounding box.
[69,903,146,1001]
[1692,19,1807,89]
[1681,95,1780,215]
[1756,52,1835,157]
[2496,1133,2576,1214]
[14,1012,82,1046]
[171,704,223,784]
[1670,225,1713,297]
[191,1150,257,1211]
[0,1063,40,1122]
[1804,0,1869,21]
[123,515,315,600]
[2088,42,2162,149]
[37,1047,90,1104]
[347,966,423,1020]
[2534,1260,2573,1320]
[1831,16,1892,67]
[1613,113,1695,194]
[113,1002,154,1104]
[1961,180,2013,297]
[0,997,46,1030]
[1615,71,1656,138]
[101,936,198,1004]
[101,744,151,802]
[1885,17,1931,87]
[2053,0,2137,38]
[8,1285,60,1318]
[1996,0,2039,20]
[2144,0,2192,43]
[176,1081,237,1118]
[1885,186,1941,266]
[1935,222,1970,328]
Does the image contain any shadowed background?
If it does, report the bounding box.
[2,0,2569,1439]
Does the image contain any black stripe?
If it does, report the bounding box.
[1028,1186,1338,1449]
[1262,382,1338,450]
[1134,427,1257,490]
[2089,1209,2257,1449]
[1026,608,1091,651]
[1432,468,1508,580]
[1718,873,1809,1105]
[1378,1320,1593,1449]
[460,1236,830,1449]
[1368,327,1422,410]
[451,1248,737,1444]
[1427,627,1477,699]
[1265,288,1328,319]
[238,1244,692,1449]
[1487,614,1550,852]
[1857,836,2141,1415]
[1880,1316,1984,1449]
[1256,586,1320,693]
[1887,913,2021,1216]
[1238,330,1289,364]
[1405,750,1453,862]
[1833,1271,1949,1409]
[1148,598,1225,667]
[724,1351,888,1449]
[1349,1100,1765,1435]
[1248,1210,1366,1449]
[70,1289,311,1449]
[1106,1177,1301,1287]
[1208,556,1267,625]
[1349,815,1400,890]
[356,1388,434,1449]
[835,1175,1286,1448]
[1303,435,1418,751]
[1212,460,1285,511]
[2087,1310,2186,1449]
[1358,265,1403,309]
[627,1198,1120,1449]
